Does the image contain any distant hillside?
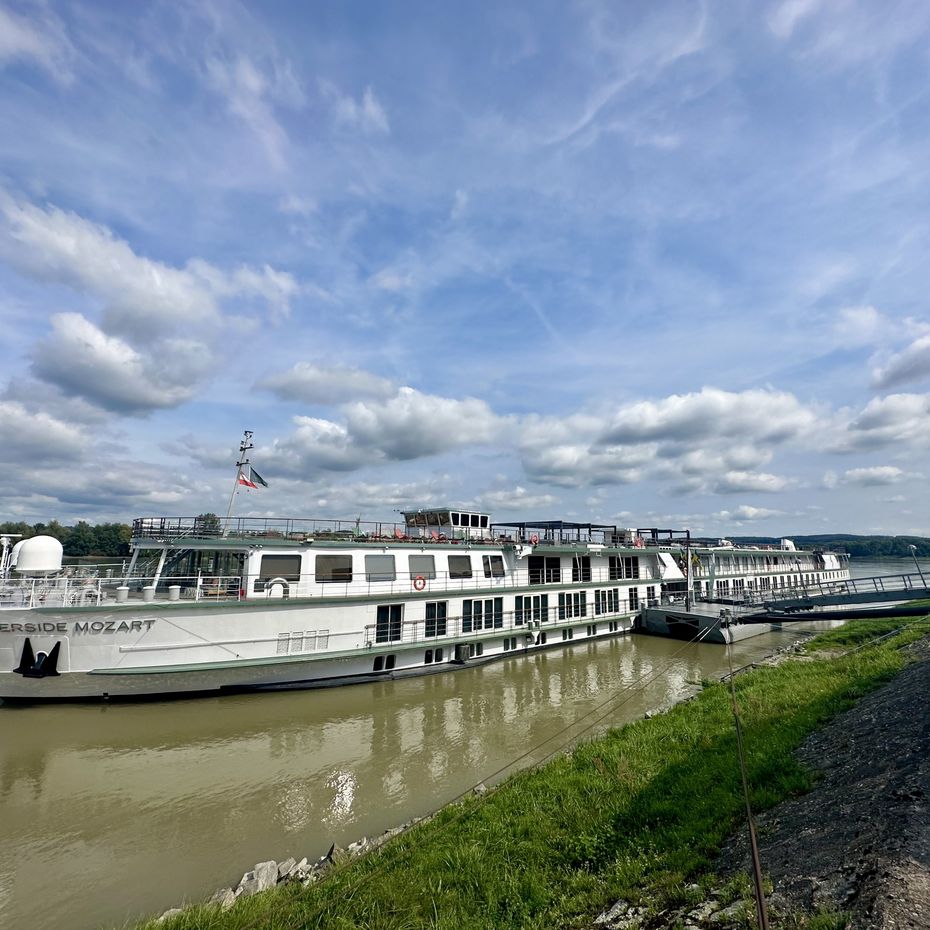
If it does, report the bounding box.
[728,535,930,559]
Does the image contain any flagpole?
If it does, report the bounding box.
[224,430,254,535]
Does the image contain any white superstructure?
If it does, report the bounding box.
[0,510,850,701]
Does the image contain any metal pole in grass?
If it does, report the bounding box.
[723,623,770,930]
[908,545,927,588]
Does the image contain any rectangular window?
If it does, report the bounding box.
[425,601,447,637]
[258,554,302,591]
[376,604,403,643]
[536,594,548,623]
[463,597,503,632]
[571,556,591,582]
[623,556,640,579]
[409,554,436,580]
[558,592,567,620]
[514,595,525,625]
[448,555,473,579]
[628,589,639,610]
[528,556,561,584]
[364,554,396,582]
[482,555,505,578]
[260,554,302,581]
[609,556,621,581]
[316,554,352,583]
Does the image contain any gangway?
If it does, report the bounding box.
[744,571,930,611]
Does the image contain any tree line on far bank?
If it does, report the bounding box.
[0,515,221,557]
[729,534,930,559]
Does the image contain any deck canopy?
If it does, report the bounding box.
[491,519,622,545]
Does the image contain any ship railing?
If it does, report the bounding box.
[358,599,643,646]
[742,571,928,607]
[0,574,246,608]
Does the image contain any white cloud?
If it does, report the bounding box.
[260,362,396,404]
[0,5,74,82]
[205,53,303,168]
[768,0,822,40]
[843,465,906,486]
[321,81,390,134]
[270,416,371,474]
[31,313,209,414]
[871,334,930,389]
[713,504,785,522]
[476,485,559,513]
[0,401,86,464]
[833,305,885,347]
[711,471,790,494]
[0,199,297,335]
[845,393,930,449]
[598,387,818,445]
[344,387,503,460]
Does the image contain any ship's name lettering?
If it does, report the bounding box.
[0,620,155,634]
[73,619,156,634]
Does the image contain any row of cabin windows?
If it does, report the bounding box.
[377,591,635,644]
[258,552,640,586]
[450,513,490,528]
[260,553,506,585]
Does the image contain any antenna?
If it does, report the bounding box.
[224,430,254,534]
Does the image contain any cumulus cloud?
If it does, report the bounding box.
[476,485,560,513]
[0,194,297,339]
[713,504,785,522]
[871,334,930,390]
[710,471,790,494]
[260,362,396,404]
[0,402,86,464]
[598,388,818,446]
[843,465,906,486]
[271,416,370,474]
[844,393,930,449]
[344,387,503,460]
[31,313,209,415]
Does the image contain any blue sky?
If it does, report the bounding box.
[1,0,929,535]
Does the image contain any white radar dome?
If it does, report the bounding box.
[14,536,64,574]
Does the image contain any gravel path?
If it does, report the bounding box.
[718,636,930,929]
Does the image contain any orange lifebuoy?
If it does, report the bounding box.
[413,575,426,591]
[529,533,539,545]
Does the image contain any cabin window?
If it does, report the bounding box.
[480,516,488,528]
[373,656,384,672]
[529,556,560,585]
[628,589,639,610]
[425,601,447,637]
[435,648,443,661]
[482,555,505,578]
[409,554,436,580]
[365,554,396,582]
[571,556,591,582]
[385,654,396,670]
[316,554,352,583]
[451,512,460,525]
[463,597,503,632]
[516,593,548,623]
[256,555,302,591]
[425,649,433,664]
[448,555,473,579]
[376,604,403,643]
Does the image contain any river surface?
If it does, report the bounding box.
[0,557,925,930]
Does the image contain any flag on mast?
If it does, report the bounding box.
[238,466,269,489]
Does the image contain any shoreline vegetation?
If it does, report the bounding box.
[127,615,929,930]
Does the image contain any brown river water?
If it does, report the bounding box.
[0,557,921,930]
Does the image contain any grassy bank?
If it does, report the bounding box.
[137,619,927,930]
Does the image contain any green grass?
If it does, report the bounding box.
[132,622,923,930]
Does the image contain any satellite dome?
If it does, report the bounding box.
[14,536,64,574]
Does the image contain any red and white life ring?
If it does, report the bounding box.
[529,533,539,545]
[413,575,426,591]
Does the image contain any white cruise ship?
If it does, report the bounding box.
[0,507,850,702]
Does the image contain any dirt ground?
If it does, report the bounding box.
[717,635,930,929]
